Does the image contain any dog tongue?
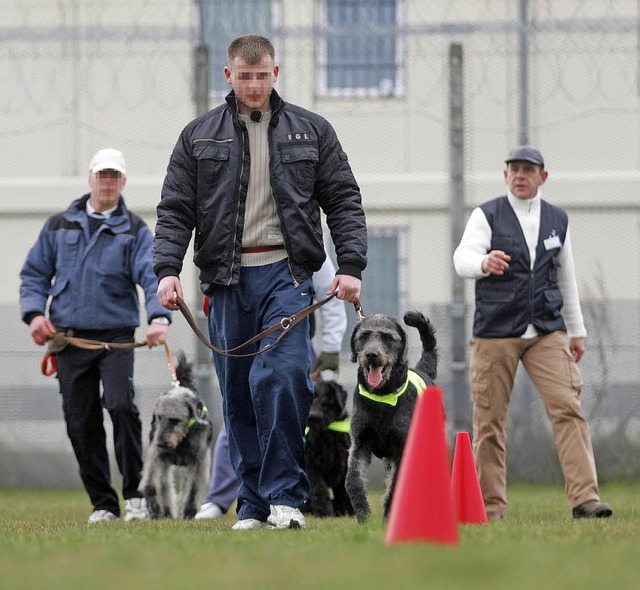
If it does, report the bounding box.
[367,367,383,388]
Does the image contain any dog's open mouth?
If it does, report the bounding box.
[365,365,387,388]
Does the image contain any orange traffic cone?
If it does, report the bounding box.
[451,431,488,524]
[385,386,459,545]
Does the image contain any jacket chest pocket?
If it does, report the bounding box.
[193,141,231,188]
[95,233,133,275]
[57,231,82,268]
[280,145,319,192]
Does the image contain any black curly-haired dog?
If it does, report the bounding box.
[346,311,438,523]
[139,353,213,519]
[304,380,354,517]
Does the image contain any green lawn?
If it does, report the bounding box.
[0,483,638,590]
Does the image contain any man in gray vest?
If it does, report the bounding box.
[453,145,612,520]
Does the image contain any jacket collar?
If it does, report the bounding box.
[225,89,284,121]
[507,189,541,214]
[67,194,129,232]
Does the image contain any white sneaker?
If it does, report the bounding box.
[88,510,119,524]
[231,518,271,531]
[195,502,224,520]
[267,505,307,529]
[124,498,149,522]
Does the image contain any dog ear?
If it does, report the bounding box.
[336,383,348,407]
[195,399,205,419]
[149,414,157,443]
[401,326,409,363]
[185,397,199,422]
[394,318,409,364]
[189,398,208,424]
[349,323,360,363]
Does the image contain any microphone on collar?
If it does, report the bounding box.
[250,110,263,123]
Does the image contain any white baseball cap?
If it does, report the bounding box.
[89,148,127,174]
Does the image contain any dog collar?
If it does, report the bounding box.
[327,419,351,433]
[357,370,427,406]
[304,419,351,436]
[188,405,208,428]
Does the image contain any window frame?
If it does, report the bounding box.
[338,226,407,352]
[200,0,282,100]
[316,0,404,99]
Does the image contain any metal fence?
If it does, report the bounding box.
[2,0,640,489]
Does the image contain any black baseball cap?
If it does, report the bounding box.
[505,145,544,168]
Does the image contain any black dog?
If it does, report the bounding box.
[139,353,213,519]
[304,380,354,517]
[346,311,437,523]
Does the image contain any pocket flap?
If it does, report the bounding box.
[280,146,319,164]
[544,289,563,303]
[192,142,230,161]
[65,232,80,245]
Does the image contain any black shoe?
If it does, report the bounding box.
[572,500,613,519]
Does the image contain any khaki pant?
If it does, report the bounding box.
[469,331,599,516]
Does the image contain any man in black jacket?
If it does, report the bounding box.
[154,35,367,530]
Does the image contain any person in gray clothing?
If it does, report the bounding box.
[154,34,366,530]
[20,148,171,523]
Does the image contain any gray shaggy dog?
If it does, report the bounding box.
[139,353,213,519]
[346,310,437,523]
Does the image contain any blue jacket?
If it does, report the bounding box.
[20,194,169,330]
[473,196,568,338]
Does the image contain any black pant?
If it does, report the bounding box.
[56,328,143,515]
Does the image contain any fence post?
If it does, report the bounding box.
[448,42,471,433]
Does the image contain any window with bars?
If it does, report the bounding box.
[200,0,279,97]
[318,0,402,98]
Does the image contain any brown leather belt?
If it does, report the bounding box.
[242,245,285,254]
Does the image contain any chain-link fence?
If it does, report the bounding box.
[1,0,640,489]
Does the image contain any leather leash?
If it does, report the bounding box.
[353,298,365,321]
[50,333,149,351]
[42,333,178,385]
[176,293,365,358]
[176,293,337,358]
[41,293,364,374]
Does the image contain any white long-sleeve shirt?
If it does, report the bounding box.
[313,254,347,352]
[453,190,587,339]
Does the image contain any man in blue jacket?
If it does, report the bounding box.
[154,35,367,530]
[20,148,171,523]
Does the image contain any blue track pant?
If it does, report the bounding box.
[206,260,314,521]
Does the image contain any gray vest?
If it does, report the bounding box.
[473,196,568,338]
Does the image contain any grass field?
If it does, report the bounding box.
[1,483,639,590]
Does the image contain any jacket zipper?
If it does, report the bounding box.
[227,122,245,286]
[264,111,299,288]
[192,138,233,144]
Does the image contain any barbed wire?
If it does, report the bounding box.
[1,1,639,137]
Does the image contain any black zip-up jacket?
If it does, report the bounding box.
[154,90,367,287]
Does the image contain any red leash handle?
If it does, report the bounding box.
[203,295,210,317]
[41,352,58,376]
